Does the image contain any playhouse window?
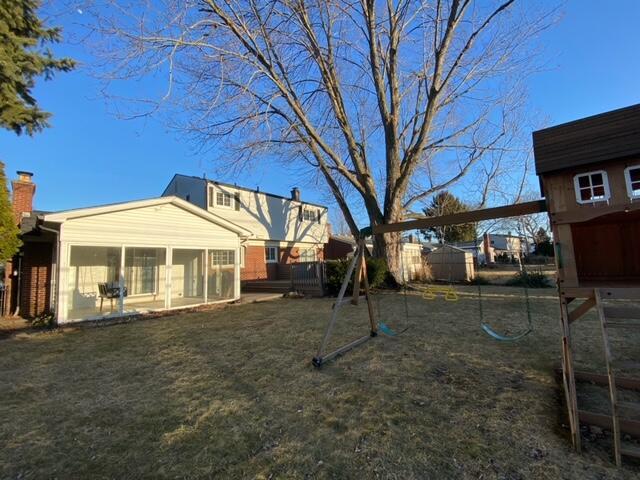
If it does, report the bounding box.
[625,165,640,198]
[573,171,610,204]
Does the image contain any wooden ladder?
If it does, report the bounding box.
[595,288,640,466]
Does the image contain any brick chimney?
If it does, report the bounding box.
[483,232,494,264]
[291,187,300,202]
[12,171,35,224]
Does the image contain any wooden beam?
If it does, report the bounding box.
[560,287,595,299]
[556,369,640,391]
[568,296,596,324]
[550,202,640,225]
[599,288,640,300]
[578,410,640,438]
[371,200,547,234]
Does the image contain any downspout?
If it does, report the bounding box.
[12,254,22,316]
[39,224,60,323]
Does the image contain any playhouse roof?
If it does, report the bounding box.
[532,103,640,175]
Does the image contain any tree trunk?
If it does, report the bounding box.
[372,231,403,284]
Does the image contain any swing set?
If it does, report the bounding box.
[312,200,547,367]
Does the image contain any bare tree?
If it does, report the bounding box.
[82,0,555,278]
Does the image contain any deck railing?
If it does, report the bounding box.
[290,261,326,295]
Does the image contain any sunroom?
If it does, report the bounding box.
[42,197,251,323]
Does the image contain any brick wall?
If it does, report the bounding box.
[12,179,35,223]
[241,245,324,281]
[18,241,53,318]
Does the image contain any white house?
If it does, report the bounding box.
[162,174,329,283]
[36,196,251,323]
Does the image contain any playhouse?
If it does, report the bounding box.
[532,103,640,465]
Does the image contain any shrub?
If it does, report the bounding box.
[505,269,551,288]
[325,257,389,295]
[30,310,56,329]
[467,274,491,285]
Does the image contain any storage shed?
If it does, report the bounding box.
[426,245,474,283]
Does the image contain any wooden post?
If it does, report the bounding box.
[559,294,581,452]
[595,289,622,466]
[360,252,377,335]
[315,248,360,361]
[351,242,364,305]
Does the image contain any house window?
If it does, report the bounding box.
[573,170,610,204]
[265,246,278,263]
[625,165,640,199]
[300,248,316,262]
[302,209,317,222]
[210,249,235,267]
[216,191,232,208]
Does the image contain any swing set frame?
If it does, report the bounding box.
[312,199,547,367]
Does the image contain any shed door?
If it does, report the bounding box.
[571,210,640,283]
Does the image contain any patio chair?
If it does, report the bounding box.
[98,283,128,312]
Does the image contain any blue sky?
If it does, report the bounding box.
[1,0,639,223]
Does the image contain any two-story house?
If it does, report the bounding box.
[162,175,329,286]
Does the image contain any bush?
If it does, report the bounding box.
[325,257,389,295]
[467,274,491,285]
[30,310,56,329]
[505,269,551,288]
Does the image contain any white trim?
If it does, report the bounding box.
[624,165,640,200]
[573,170,611,205]
[43,196,252,238]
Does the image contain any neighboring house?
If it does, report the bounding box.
[162,175,329,284]
[450,233,526,264]
[486,233,526,257]
[325,234,357,260]
[3,172,251,323]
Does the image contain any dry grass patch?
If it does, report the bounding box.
[0,291,638,479]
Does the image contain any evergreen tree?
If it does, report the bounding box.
[422,191,477,243]
[0,162,21,262]
[533,227,554,257]
[0,0,75,135]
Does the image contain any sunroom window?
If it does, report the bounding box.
[573,170,610,204]
[625,165,640,199]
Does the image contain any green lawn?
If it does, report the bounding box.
[1,290,638,479]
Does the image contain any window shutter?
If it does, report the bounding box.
[317,209,321,224]
[298,205,303,221]
[208,186,214,208]
[234,192,241,211]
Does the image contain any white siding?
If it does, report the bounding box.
[207,184,328,244]
[60,203,239,248]
[56,202,241,323]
